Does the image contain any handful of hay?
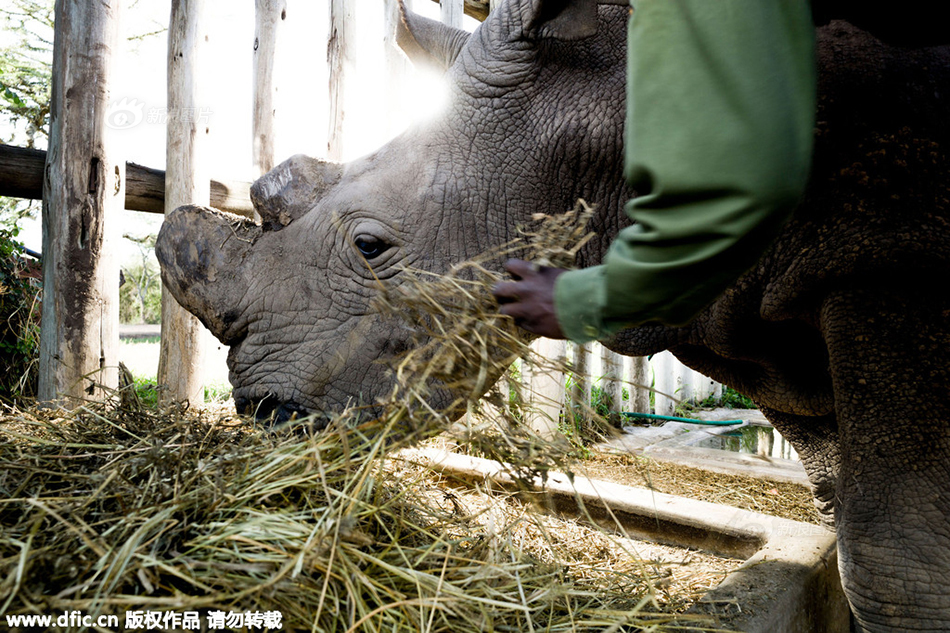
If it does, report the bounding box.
[373,201,603,485]
[0,204,719,631]
[376,201,594,405]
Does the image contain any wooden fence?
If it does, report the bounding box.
[521,340,721,437]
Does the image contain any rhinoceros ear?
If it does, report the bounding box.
[520,0,627,41]
[250,154,343,232]
[156,205,260,344]
[396,0,470,71]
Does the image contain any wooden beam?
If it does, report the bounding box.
[0,144,254,218]
[429,0,489,21]
[0,145,44,200]
[38,0,124,405]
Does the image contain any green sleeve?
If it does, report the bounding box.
[556,0,816,344]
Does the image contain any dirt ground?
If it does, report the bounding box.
[575,450,821,525]
[181,399,821,526]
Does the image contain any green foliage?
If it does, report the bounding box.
[130,374,159,409]
[504,361,524,422]
[585,383,630,419]
[588,384,613,419]
[1,0,53,230]
[558,375,621,453]
[0,0,54,148]
[675,385,757,417]
[204,381,233,403]
[124,372,230,410]
[0,226,40,400]
[718,385,757,409]
[672,392,698,418]
[120,234,161,324]
[119,262,161,324]
[125,335,161,345]
[0,197,40,231]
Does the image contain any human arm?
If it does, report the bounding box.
[554,0,817,342]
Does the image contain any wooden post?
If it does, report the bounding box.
[327,0,355,161]
[158,0,210,405]
[253,0,287,177]
[600,345,623,418]
[384,0,411,136]
[570,342,591,422]
[525,338,566,439]
[38,0,123,406]
[625,355,651,414]
[648,352,721,414]
[441,0,464,28]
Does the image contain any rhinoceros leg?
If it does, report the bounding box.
[820,285,950,632]
[758,406,839,530]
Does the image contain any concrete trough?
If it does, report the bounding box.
[402,447,850,633]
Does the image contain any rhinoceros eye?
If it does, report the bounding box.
[355,236,391,260]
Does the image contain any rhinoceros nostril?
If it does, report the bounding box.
[265,400,330,432]
[240,393,280,420]
[272,402,308,426]
[237,394,329,431]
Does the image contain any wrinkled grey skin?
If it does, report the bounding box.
[157,0,950,630]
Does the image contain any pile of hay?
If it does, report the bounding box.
[0,401,719,631]
[0,205,721,631]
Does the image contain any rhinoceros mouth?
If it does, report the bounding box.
[234,394,330,431]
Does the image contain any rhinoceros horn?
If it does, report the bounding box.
[158,155,342,342]
[156,205,259,344]
[250,154,343,232]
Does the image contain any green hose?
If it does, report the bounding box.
[621,412,744,426]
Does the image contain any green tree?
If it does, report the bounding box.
[0,0,53,148]
[121,233,161,324]
[0,0,164,228]
[0,226,39,400]
[1,0,53,228]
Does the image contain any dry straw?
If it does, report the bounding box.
[0,203,723,631]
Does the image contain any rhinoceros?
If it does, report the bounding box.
[157,0,950,630]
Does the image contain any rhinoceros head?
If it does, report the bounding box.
[157,0,629,423]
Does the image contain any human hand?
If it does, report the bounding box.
[492,259,567,339]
